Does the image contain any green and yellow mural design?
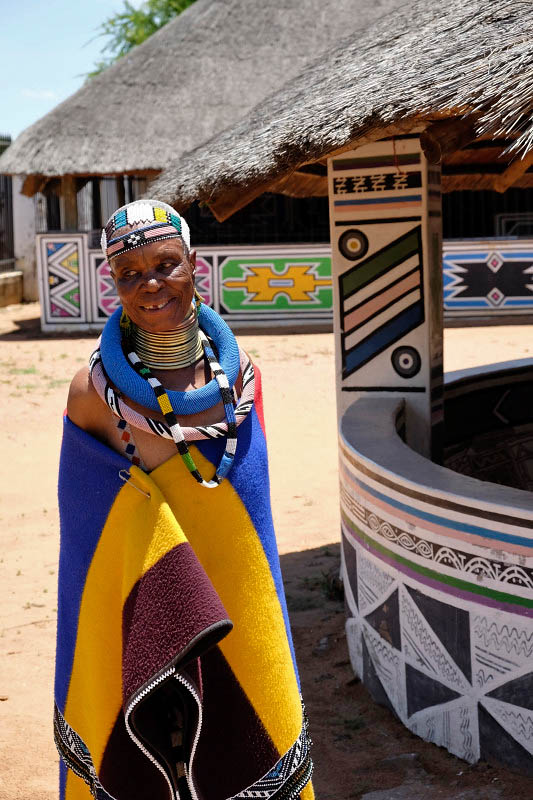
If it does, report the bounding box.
[220,255,332,313]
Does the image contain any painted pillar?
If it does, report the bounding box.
[12,175,38,301]
[328,136,443,459]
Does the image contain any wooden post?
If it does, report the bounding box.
[60,175,78,231]
[328,136,443,459]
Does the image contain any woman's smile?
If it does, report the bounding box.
[139,297,174,312]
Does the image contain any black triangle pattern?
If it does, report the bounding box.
[406,585,471,683]
[364,588,401,651]
[478,703,533,776]
[406,663,461,717]
[486,671,533,710]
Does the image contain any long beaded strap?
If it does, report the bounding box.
[198,329,237,480]
[125,331,237,488]
[115,419,147,470]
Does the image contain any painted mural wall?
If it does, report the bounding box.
[36,235,533,333]
[36,238,332,332]
[444,239,533,317]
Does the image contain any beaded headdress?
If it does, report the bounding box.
[101,199,191,261]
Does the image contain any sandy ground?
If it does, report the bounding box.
[1,302,532,800]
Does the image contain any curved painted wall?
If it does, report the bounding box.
[340,365,533,773]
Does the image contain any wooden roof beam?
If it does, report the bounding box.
[493,149,533,193]
[21,174,49,197]
[420,118,478,164]
[206,176,283,222]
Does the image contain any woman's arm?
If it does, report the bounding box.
[67,367,109,439]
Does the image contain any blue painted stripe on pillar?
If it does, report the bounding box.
[343,303,423,374]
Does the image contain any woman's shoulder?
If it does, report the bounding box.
[67,366,108,435]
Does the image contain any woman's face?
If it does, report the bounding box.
[110,236,196,332]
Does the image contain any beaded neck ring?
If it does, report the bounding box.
[124,323,238,488]
[89,347,255,442]
[101,304,240,415]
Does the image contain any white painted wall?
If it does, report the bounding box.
[12,176,37,301]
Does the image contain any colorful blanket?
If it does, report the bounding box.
[55,370,314,800]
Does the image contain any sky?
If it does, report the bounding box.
[1,0,143,140]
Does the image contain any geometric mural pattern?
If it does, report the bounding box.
[340,428,533,773]
[338,226,425,379]
[328,138,442,468]
[38,235,89,329]
[195,255,214,308]
[443,244,533,315]
[37,236,333,331]
[46,241,81,318]
[220,254,332,316]
[36,233,533,332]
[89,254,120,320]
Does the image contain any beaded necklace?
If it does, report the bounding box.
[124,328,237,488]
[100,304,240,415]
[89,347,254,442]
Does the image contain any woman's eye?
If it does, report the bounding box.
[122,270,138,279]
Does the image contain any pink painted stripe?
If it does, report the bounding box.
[340,463,533,557]
[337,200,421,212]
[344,270,420,331]
[144,225,178,239]
[107,240,125,255]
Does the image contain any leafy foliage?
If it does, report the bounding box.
[90,0,197,76]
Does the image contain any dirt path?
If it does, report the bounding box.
[0,302,532,800]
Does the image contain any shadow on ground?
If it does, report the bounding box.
[280,544,533,800]
[0,312,100,342]
[0,308,331,341]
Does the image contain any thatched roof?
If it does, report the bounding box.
[0,0,404,183]
[149,0,533,220]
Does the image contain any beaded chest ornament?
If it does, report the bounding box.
[89,348,255,442]
[124,326,238,488]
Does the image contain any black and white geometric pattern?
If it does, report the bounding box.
[342,534,533,774]
[54,704,117,800]
[230,709,313,799]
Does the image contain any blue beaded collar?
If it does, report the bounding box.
[100,305,240,415]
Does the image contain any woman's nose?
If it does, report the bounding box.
[143,274,162,290]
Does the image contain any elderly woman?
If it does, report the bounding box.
[55,200,313,800]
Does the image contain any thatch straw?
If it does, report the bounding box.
[0,0,403,178]
[149,0,533,213]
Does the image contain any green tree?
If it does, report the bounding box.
[90,0,197,76]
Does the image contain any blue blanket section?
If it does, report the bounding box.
[195,406,300,685]
[56,417,130,712]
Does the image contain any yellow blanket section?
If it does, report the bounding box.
[152,449,307,767]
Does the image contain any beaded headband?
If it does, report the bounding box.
[101,200,190,261]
